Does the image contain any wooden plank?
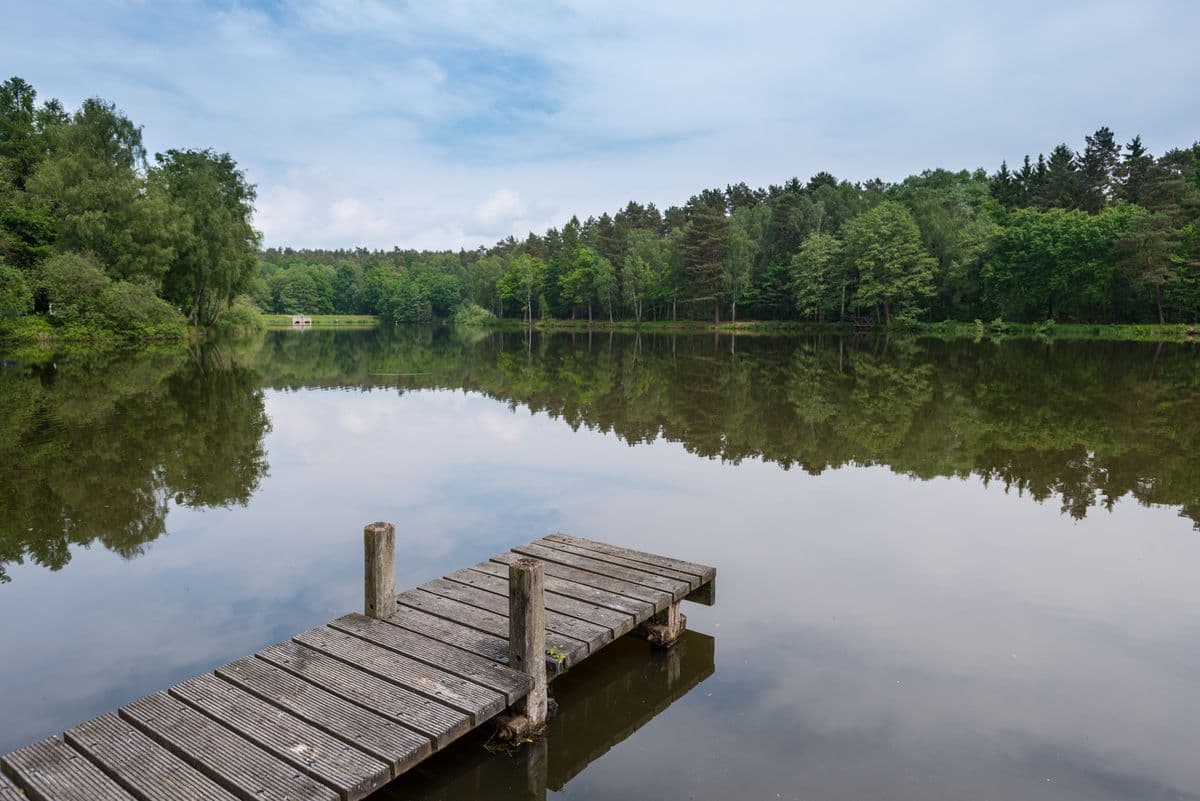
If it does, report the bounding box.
[470,561,656,624]
[0,773,24,801]
[384,605,510,663]
[293,627,505,723]
[491,551,672,612]
[511,542,691,601]
[1,737,136,801]
[543,534,715,583]
[396,590,589,668]
[256,641,469,750]
[535,538,699,588]
[119,692,338,801]
[215,656,430,778]
[169,674,390,801]
[418,578,613,652]
[445,567,637,637]
[64,713,238,801]
[531,539,699,589]
[328,613,532,704]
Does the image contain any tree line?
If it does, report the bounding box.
[0,77,260,340]
[264,126,1199,326]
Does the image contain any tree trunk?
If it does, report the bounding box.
[714,303,720,326]
[588,301,592,325]
[731,301,737,325]
[1156,284,1165,324]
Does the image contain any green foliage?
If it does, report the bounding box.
[0,77,260,339]
[154,149,259,326]
[985,205,1142,321]
[845,201,936,323]
[218,295,266,332]
[34,252,185,339]
[452,302,497,327]
[0,259,32,317]
[790,232,845,322]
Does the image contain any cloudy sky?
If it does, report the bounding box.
[4,1,1198,250]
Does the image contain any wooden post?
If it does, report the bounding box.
[639,600,686,648]
[508,557,548,730]
[363,521,395,619]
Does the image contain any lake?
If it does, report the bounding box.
[2,328,1199,800]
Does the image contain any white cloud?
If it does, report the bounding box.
[473,189,527,228]
[5,0,1198,249]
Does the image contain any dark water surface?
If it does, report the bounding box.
[2,329,1200,800]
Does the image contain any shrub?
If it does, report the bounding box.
[95,280,187,339]
[453,302,496,327]
[0,261,34,318]
[218,295,265,332]
[36,253,109,323]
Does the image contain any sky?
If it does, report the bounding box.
[3,0,1199,251]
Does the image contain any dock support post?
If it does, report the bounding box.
[363,521,396,619]
[503,557,549,737]
[639,601,686,648]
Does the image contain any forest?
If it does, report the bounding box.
[4,76,1199,337]
[259,129,1200,327]
[0,77,260,341]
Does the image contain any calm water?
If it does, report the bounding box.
[2,328,1200,800]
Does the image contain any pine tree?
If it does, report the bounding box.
[1116,135,1155,206]
[1078,126,1120,213]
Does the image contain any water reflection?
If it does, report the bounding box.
[4,329,1199,583]
[2,329,1200,798]
[374,632,714,800]
[0,342,270,583]
[258,328,1200,530]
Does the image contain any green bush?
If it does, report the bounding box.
[453,302,496,327]
[95,280,187,339]
[34,252,185,340]
[36,253,109,323]
[218,295,266,332]
[0,261,34,318]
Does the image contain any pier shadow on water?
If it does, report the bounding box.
[372,631,715,801]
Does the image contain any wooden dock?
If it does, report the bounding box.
[0,531,715,801]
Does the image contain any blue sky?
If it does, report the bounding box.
[4,1,1199,249]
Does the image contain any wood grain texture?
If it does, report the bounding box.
[363,522,396,620]
[508,558,548,727]
[469,561,655,623]
[0,772,25,801]
[418,578,613,652]
[256,641,470,749]
[490,551,672,612]
[513,542,691,600]
[215,656,429,778]
[2,737,136,801]
[543,534,715,584]
[445,567,637,637]
[396,589,589,667]
[383,605,510,663]
[328,613,532,704]
[169,674,389,801]
[65,713,238,801]
[120,692,338,801]
[293,627,505,723]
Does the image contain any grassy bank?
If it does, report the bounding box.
[480,317,1200,342]
[263,314,379,328]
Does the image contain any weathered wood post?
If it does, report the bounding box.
[640,601,686,648]
[507,557,549,732]
[363,521,396,619]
